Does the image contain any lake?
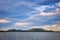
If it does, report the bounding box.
[0,32,60,40]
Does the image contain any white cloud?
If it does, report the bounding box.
[34,5,54,12]
[42,24,60,31]
[34,6,46,12]
[39,10,60,16]
[33,5,60,16]
[14,22,31,26]
[22,12,54,21]
[32,24,60,31]
[56,2,60,7]
[0,19,10,23]
[14,1,36,7]
[40,12,55,16]
[32,26,41,28]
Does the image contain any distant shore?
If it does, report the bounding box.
[0,28,55,32]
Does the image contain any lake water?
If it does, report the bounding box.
[0,32,60,40]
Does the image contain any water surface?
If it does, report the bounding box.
[0,32,60,40]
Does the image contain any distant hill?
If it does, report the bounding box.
[27,28,53,32]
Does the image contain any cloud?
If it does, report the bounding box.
[40,12,55,16]
[14,22,31,26]
[54,8,60,14]
[0,19,10,23]
[33,5,60,16]
[22,12,55,21]
[22,12,54,22]
[14,1,36,7]
[42,24,60,31]
[34,5,54,12]
[32,26,41,28]
[20,3,60,23]
[32,24,60,31]
[56,2,60,7]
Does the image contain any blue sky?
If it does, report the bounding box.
[0,0,60,31]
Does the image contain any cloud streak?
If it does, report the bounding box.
[14,22,31,26]
[0,19,10,23]
[14,1,36,7]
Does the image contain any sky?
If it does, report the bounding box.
[0,0,60,31]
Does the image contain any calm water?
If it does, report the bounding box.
[0,32,60,40]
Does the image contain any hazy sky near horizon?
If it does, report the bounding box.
[0,0,60,31]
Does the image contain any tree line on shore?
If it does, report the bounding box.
[0,28,54,32]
